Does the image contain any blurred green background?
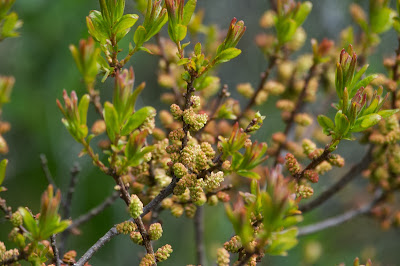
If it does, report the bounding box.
[0,0,399,265]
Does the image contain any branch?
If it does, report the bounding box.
[299,147,373,213]
[50,235,61,266]
[391,36,400,109]
[63,163,81,219]
[298,190,385,237]
[234,56,278,123]
[67,191,119,231]
[40,154,57,190]
[194,206,206,266]
[74,227,120,266]
[273,63,318,166]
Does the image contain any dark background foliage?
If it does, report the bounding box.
[0,0,399,265]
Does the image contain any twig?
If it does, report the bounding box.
[74,227,120,266]
[298,190,385,236]
[234,56,278,123]
[300,147,373,213]
[50,234,61,266]
[391,36,400,109]
[63,163,81,219]
[273,63,318,166]
[67,191,119,231]
[75,177,178,265]
[40,154,57,190]
[195,85,229,139]
[194,206,206,266]
[294,144,331,180]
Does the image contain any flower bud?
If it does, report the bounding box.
[155,244,173,262]
[116,221,137,234]
[237,83,254,98]
[207,195,219,206]
[10,211,22,227]
[297,184,314,199]
[216,248,230,266]
[171,203,184,217]
[129,195,143,219]
[263,81,285,95]
[315,161,332,174]
[285,153,301,176]
[302,139,316,156]
[304,170,319,183]
[170,104,183,119]
[224,235,242,253]
[130,231,143,245]
[139,254,155,266]
[185,204,197,218]
[62,250,77,264]
[294,113,313,127]
[91,120,106,135]
[276,99,295,112]
[149,223,163,241]
[161,198,173,209]
[259,10,275,28]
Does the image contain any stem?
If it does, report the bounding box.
[75,227,120,266]
[294,144,332,180]
[67,191,119,231]
[235,55,278,123]
[300,147,373,213]
[391,36,400,109]
[50,235,61,266]
[59,163,80,254]
[63,163,80,219]
[194,206,206,266]
[39,154,57,190]
[273,63,318,166]
[298,190,385,236]
[87,85,104,118]
[75,177,178,265]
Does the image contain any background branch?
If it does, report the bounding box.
[298,190,385,237]
[300,147,373,213]
[194,206,206,266]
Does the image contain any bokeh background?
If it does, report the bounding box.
[0,0,399,265]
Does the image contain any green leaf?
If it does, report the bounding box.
[237,170,260,180]
[121,106,155,135]
[348,74,378,97]
[335,111,350,136]
[103,102,120,142]
[0,159,7,187]
[175,24,187,42]
[377,109,400,119]
[1,12,19,38]
[276,19,297,44]
[370,7,395,34]
[134,25,147,47]
[183,0,197,25]
[114,14,139,42]
[215,47,242,63]
[78,94,90,126]
[317,115,335,131]
[115,0,125,20]
[266,228,299,256]
[18,207,39,239]
[177,58,190,66]
[293,2,312,26]
[351,114,382,132]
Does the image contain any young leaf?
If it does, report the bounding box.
[0,159,7,186]
[183,0,197,25]
[78,94,90,126]
[103,102,120,142]
[121,106,155,135]
[215,47,241,64]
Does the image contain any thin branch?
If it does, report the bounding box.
[273,63,318,166]
[50,235,61,266]
[67,191,119,231]
[40,154,57,190]
[195,85,229,139]
[234,56,278,123]
[75,177,178,265]
[298,190,385,237]
[194,206,206,266]
[391,36,400,109]
[75,227,120,266]
[300,147,373,213]
[63,163,81,219]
